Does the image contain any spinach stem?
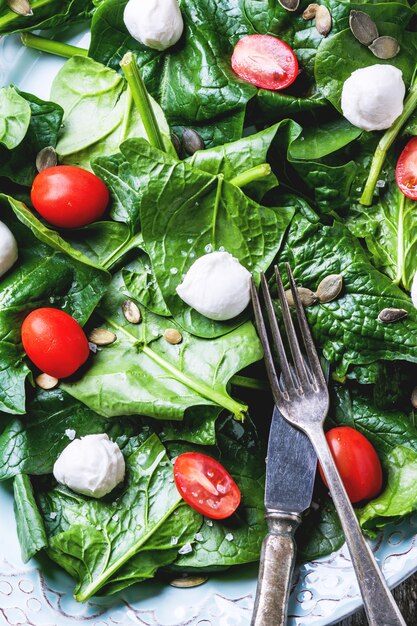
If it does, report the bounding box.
[230,163,271,188]
[360,81,417,206]
[120,51,165,153]
[142,344,248,421]
[395,193,405,285]
[20,32,88,58]
[230,374,268,391]
[0,0,50,29]
[212,174,223,248]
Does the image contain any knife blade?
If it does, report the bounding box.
[251,404,317,626]
[265,405,317,513]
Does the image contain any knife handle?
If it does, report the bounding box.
[251,510,301,626]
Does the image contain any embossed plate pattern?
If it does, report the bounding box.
[1,29,417,626]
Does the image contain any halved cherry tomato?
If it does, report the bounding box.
[31,165,109,228]
[231,34,298,91]
[319,427,383,504]
[174,452,241,519]
[396,137,417,199]
[21,308,90,378]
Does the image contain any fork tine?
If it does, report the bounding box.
[286,263,326,387]
[259,274,294,393]
[274,266,310,389]
[250,278,281,403]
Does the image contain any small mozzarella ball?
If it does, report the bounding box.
[411,272,417,309]
[341,65,405,131]
[123,0,184,51]
[0,221,18,278]
[176,251,251,321]
[53,434,125,499]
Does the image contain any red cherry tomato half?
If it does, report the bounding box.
[231,34,298,91]
[396,136,417,199]
[21,308,90,378]
[319,427,383,504]
[31,165,109,228]
[174,452,241,519]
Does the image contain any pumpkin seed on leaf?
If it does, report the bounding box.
[349,10,379,46]
[369,36,400,60]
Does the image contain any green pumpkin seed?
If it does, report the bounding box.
[377,308,408,323]
[369,36,400,60]
[285,287,318,307]
[7,0,33,15]
[316,274,343,303]
[36,146,57,173]
[181,129,205,155]
[278,0,300,11]
[349,10,379,46]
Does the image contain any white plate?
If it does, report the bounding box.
[1,29,417,626]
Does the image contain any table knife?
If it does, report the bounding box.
[251,405,317,626]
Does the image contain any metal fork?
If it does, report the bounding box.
[250,264,406,626]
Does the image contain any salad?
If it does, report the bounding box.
[1,0,417,609]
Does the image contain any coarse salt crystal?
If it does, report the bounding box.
[65,428,76,440]
[49,511,57,520]
[225,533,234,542]
[194,532,204,542]
[170,536,179,546]
[178,542,193,555]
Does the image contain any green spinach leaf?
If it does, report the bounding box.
[0,198,108,414]
[0,389,139,480]
[0,0,94,35]
[0,86,31,150]
[51,56,173,171]
[172,414,267,569]
[278,213,417,376]
[106,138,294,338]
[62,272,262,420]
[14,473,47,563]
[38,434,201,601]
[0,89,63,187]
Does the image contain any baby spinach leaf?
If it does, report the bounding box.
[315,24,417,110]
[112,138,294,338]
[186,124,280,202]
[0,0,94,35]
[51,56,173,170]
[89,0,254,147]
[0,86,31,150]
[358,445,417,534]
[0,199,108,414]
[0,388,139,480]
[289,117,362,161]
[62,272,262,421]
[172,414,267,569]
[332,385,417,459]
[346,159,417,291]
[38,434,202,601]
[4,195,110,273]
[123,254,171,317]
[278,213,417,376]
[0,89,63,187]
[14,473,47,563]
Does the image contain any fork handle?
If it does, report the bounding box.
[309,428,406,626]
[251,510,301,626]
